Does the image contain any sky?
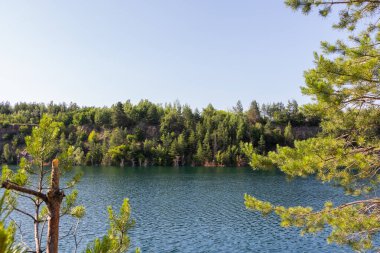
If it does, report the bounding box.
[0,1,344,110]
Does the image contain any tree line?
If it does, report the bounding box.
[0,99,320,167]
[3,0,380,251]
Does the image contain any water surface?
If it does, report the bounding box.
[12,166,355,252]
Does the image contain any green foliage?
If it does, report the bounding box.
[94,107,112,127]
[70,205,86,219]
[87,130,103,166]
[107,145,127,166]
[246,100,261,124]
[1,116,85,252]
[245,194,380,251]
[0,192,22,253]
[245,1,380,251]
[257,135,266,155]
[247,153,275,171]
[0,98,318,167]
[1,165,28,186]
[66,171,83,188]
[2,143,13,163]
[25,115,62,165]
[85,236,113,253]
[284,122,294,145]
[61,190,86,219]
[285,0,380,31]
[85,198,136,253]
[73,147,85,165]
[0,222,18,253]
[112,102,129,128]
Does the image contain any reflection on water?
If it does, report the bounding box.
[11,166,354,252]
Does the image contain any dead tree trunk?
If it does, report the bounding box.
[46,159,64,253]
[173,156,180,167]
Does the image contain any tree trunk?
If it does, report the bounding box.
[34,218,41,253]
[46,159,64,253]
[138,158,142,167]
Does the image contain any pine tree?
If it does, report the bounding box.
[258,135,266,155]
[1,116,84,253]
[111,102,128,128]
[85,199,139,253]
[247,100,261,124]
[245,1,380,251]
[283,122,294,145]
[233,100,244,114]
[195,141,204,165]
[1,116,137,253]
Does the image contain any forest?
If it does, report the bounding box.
[0,99,319,167]
[3,0,380,252]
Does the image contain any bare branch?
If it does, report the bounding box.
[2,180,48,202]
[10,219,34,252]
[12,207,37,222]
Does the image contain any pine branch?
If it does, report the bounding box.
[293,1,380,6]
[1,180,48,202]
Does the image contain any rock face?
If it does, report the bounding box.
[0,124,34,161]
[292,126,321,140]
[0,124,19,135]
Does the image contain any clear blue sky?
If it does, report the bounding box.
[0,1,343,110]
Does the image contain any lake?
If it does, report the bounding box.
[11,166,355,252]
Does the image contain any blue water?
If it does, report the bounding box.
[10,166,356,252]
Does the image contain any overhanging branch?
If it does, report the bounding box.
[1,180,48,202]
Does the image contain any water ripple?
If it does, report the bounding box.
[10,167,355,252]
